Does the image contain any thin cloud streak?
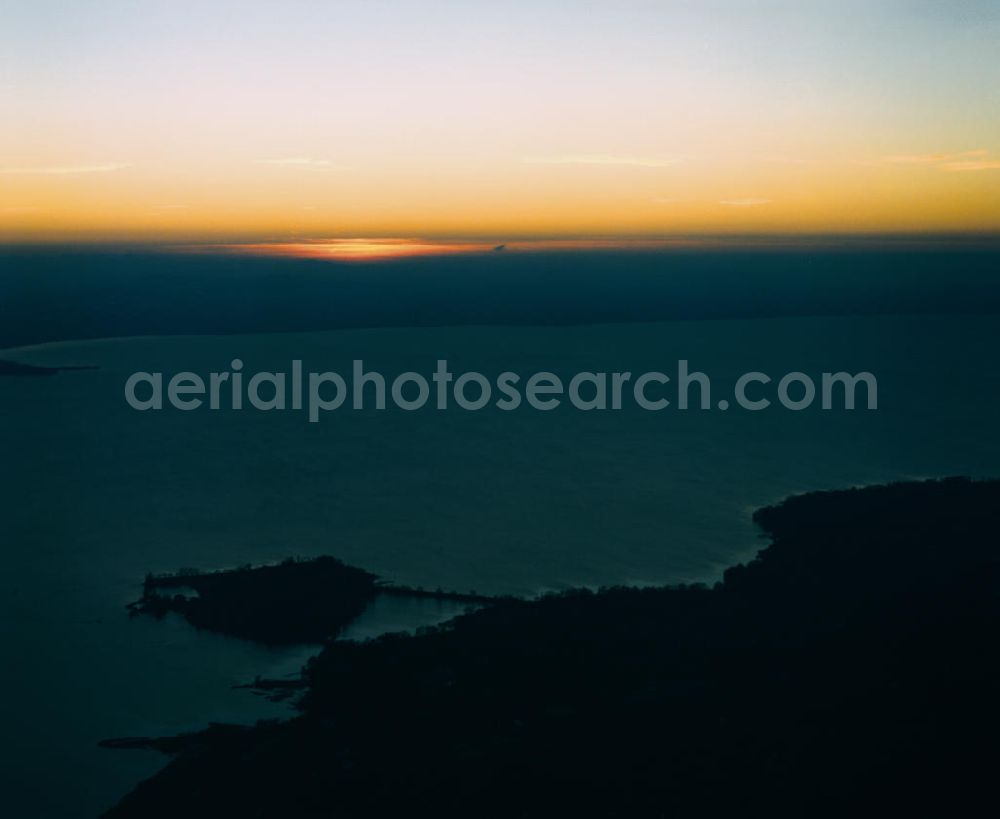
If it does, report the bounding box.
[941,160,1000,172]
[0,163,129,175]
[719,198,771,206]
[523,154,682,168]
[882,149,987,165]
[254,158,348,171]
[763,156,817,165]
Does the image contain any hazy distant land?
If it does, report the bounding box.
[4,247,1000,350]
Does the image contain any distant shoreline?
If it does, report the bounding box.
[0,358,98,377]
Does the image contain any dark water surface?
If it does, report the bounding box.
[2,249,999,816]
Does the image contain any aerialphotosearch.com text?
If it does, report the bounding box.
[124,359,878,422]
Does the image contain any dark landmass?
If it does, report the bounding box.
[0,358,97,377]
[106,478,1000,817]
[129,556,491,645]
[4,247,1000,349]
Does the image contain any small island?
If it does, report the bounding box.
[129,556,493,645]
[104,478,1000,817]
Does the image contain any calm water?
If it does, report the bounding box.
[2,313,1000,816]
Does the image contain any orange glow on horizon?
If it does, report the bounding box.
[177,237,728,261]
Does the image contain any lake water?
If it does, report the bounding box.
[2,313,999,816]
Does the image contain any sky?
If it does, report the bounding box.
[2,0,999,245]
